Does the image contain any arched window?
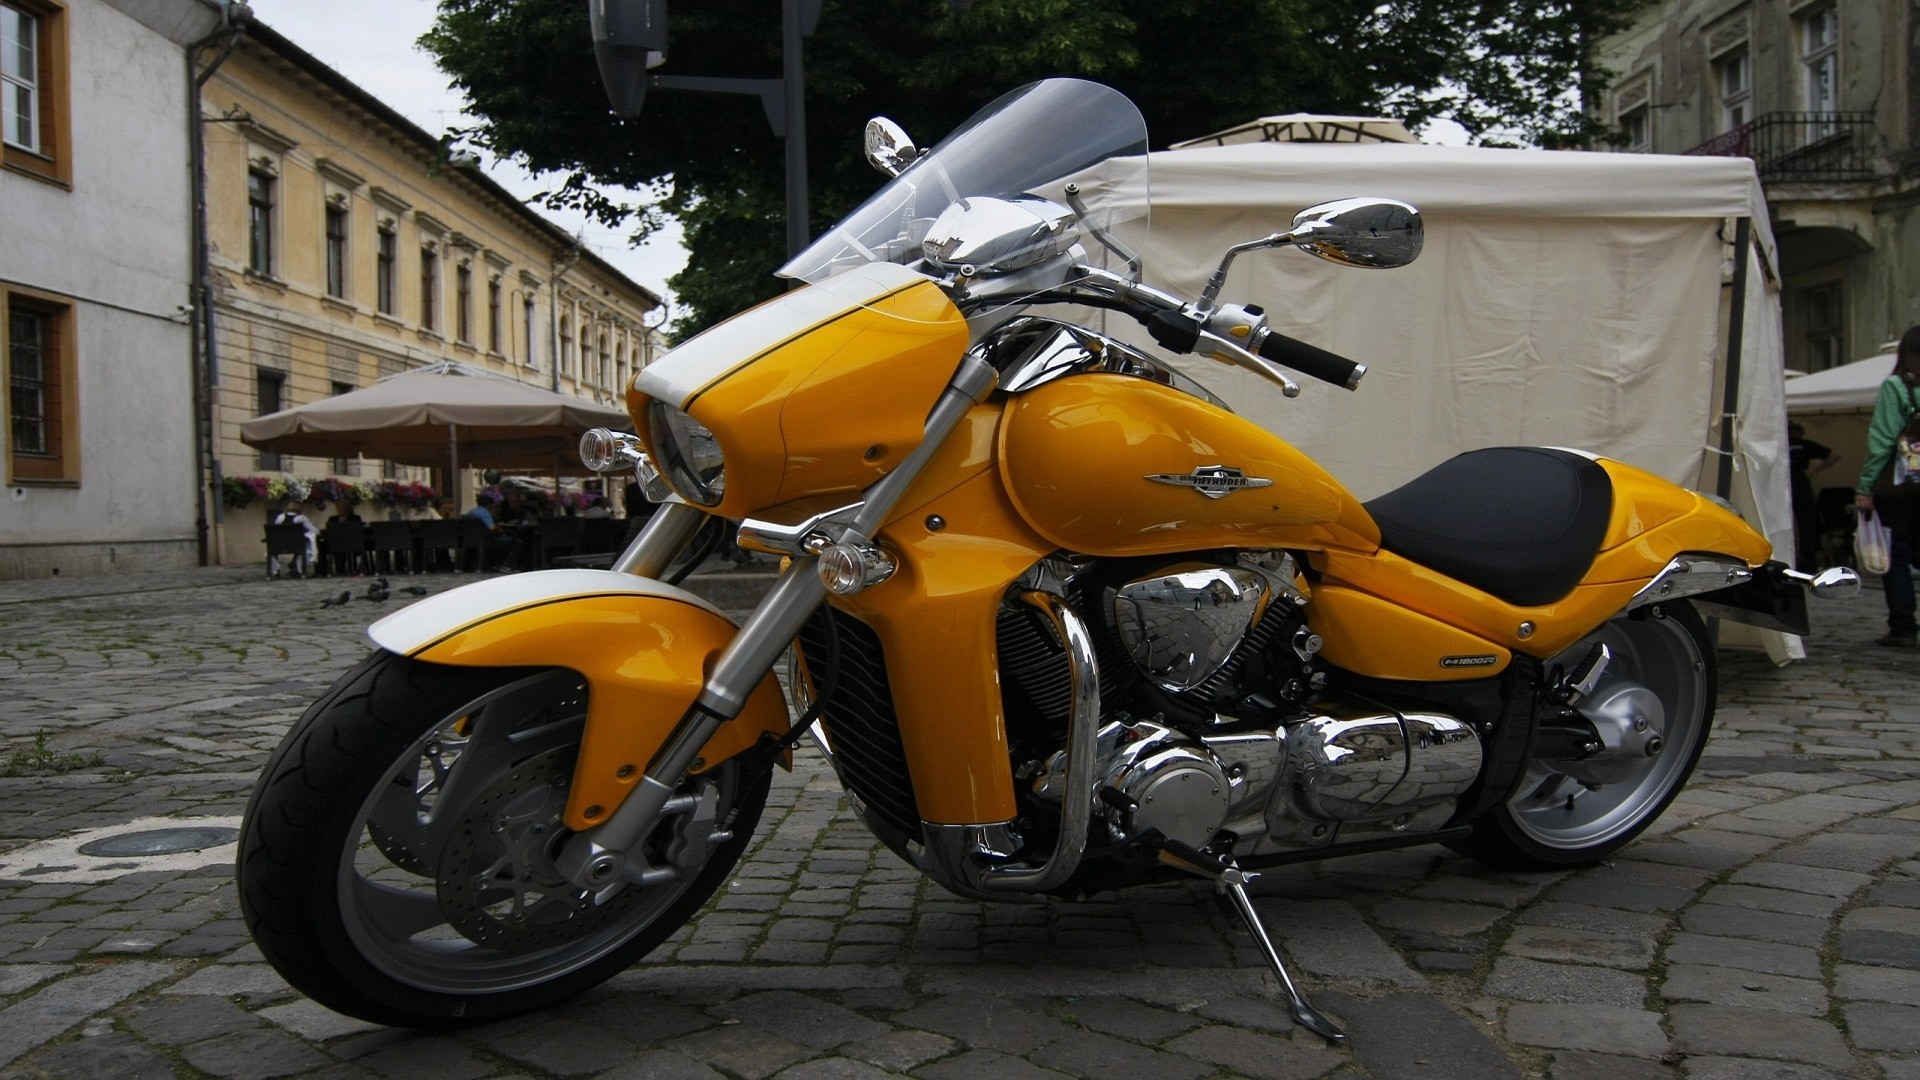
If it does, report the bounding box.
[559,315,573,377]
[599,333,610,388]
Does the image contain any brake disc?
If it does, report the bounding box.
[435,749,651,950]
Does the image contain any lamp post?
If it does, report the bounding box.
[588,0,818,261]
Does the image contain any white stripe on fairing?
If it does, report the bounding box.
[1545,446,1604,461]
[368,569,728,656]
[632,262,933,408]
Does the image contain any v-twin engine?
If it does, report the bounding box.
[1041,707,1482,859]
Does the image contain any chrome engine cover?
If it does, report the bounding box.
[1111,563,1271,691]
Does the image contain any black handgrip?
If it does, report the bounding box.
[1258,330,1366,390]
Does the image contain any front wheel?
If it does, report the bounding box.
[237,651,769,1027]
[1451,602,1714,870]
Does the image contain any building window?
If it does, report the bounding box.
[255,367,285,470]
[559,315,573,377]
[523,296,536,367]
[1620,104,1650,153]
[330,380,353,474]
[375,226,396,315]
[1716,48,1751,133]
[598,333,610,388]
[6,292,75,483]
[487,278,501,353]
[324,204,348,299]
[455,262,472,344]
[420,247,438,331]
[1804,283,1844,372]
[1,0,66,185]
[247,168,276,276]
[1801,5,1839,114]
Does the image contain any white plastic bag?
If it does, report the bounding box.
[1856,508,1892,576]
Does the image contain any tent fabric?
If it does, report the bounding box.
[239,362,632,470]
[1056,141,1796,658]
[1783,351,1895,413]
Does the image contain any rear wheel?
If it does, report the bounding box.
[237,651,769,1027]
[1452,602,1714,870]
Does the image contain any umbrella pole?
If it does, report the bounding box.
[449,424,459,511]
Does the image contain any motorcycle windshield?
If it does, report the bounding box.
[778,79,1149,285]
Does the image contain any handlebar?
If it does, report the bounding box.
[1254,329,1367,391]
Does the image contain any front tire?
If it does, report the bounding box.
[1452,602,1714,870]
[237,651,769,1027]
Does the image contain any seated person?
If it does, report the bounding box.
[268,500,318,579]
[581,495,612,520]
[464,494,524,572]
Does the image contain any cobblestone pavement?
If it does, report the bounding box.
[0,565,1917,1080]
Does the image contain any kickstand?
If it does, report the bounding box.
[1157,840,1348,1043]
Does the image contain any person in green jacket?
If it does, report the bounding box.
[1854,325,1920,646]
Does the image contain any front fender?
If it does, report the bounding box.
[369,570,788,831]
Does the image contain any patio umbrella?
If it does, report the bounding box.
[240,361,633,476]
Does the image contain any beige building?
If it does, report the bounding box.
[1595,1,1918,373]
[201,20,664,563]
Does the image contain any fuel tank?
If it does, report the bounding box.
[998,374,1380,557]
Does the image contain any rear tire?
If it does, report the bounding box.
[1451,602,1714,870]
[237,650,769,1027]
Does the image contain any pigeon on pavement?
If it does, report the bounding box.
[400,586,430,597]
[320,591,351,608]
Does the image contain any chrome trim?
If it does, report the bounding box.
[579,427,647,473]
[1782,565,1861,599]
[986,318,1229,406]
[1145,465,1274,500]
[611,500,704,577]
[738,502,865,557]
[1627,555,1754,610]
[818,541,897,595]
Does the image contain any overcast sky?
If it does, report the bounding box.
[244,0,690,309]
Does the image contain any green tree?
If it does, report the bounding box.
[423,0,1640,335]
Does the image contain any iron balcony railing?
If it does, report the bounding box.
[1685,111,1877,182]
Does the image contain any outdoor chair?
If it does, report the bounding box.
[367,521,416,575]
[457,518,489,572]
[580,517,617,555]
[417,519,459,572]
[264,523,311,579]
[321,519,370,576]
[538,517,582,568]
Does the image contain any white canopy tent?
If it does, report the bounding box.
[1061,140,1798,658]
[1784,348,1894,413]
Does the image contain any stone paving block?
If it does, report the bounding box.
[1837,963,1920,1005]
[592,1049,729,1079]
[1680,1056,1852,1079]
[893,994,1073,1054]
[664,1024,823,1080]
[10,1031,176,1080]
[1545,876,1695,913]
[0,963,65,995]
[1370,899,1508,937]
[1189,994,1296,1034]
[0,960,171,1068]
[1504,1003,1669,1060]
[1837,929,1920,967]
[1027,1028,1215,1080]
[482,1017,650,1075]
[837,1029,953,1072]
[1880,1056,1920,1080]
[1161,1024,1344,1080]
[1312,992,1519,1078]
[125,995,263,1045]
[1055,996,1203,1045]
[1546,1050,1673,1080]
[1662,933,1823,979]
[1668,1005,1852,1069]
[1678,904,1830,946]
[1482,957,1648,1007]
[1659,964,1827,1015]
[710,990,891,1050]
[178,1028,333,1080]
[337,1033,494,1080]
[767,1058,898,1080]
[1844,1002,1920,1051]
[1261,899,1425,988]
[254,998,384,1042]
[914,1048,1074,1080]
[1700,884,1845,918]
[163,963,292,999]
[1843,905,1920,935]
[1504,924,1657,970]
[1516,902,1671,937]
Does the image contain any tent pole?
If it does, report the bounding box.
[449,424,459,511]
[1716,216,1752,499]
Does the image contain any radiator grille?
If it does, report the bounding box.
[798,608,921,842]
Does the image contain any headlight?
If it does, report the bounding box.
[645,400,727,506]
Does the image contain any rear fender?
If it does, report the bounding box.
[369,570,788,831]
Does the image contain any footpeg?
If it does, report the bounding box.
[1155,839,1347,1043]
[1551,643,1611,705]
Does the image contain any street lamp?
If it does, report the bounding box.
[588,0,818,261]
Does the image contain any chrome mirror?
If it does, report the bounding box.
[1289,198,1423,269]
[864,117,922,178]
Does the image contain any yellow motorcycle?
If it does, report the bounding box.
[236,79,1857,1038]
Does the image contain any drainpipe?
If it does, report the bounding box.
[187,1,250,566]
[549,233,583,393]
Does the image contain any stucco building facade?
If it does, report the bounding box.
[0,0,229,579]
[1596,0,1920,373]
[200,22,664,565]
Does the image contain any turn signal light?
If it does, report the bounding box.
[817,541,896,595]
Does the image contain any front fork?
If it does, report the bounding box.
[553,354,1001,891]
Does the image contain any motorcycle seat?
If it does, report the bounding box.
[1362,447,1613,607]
